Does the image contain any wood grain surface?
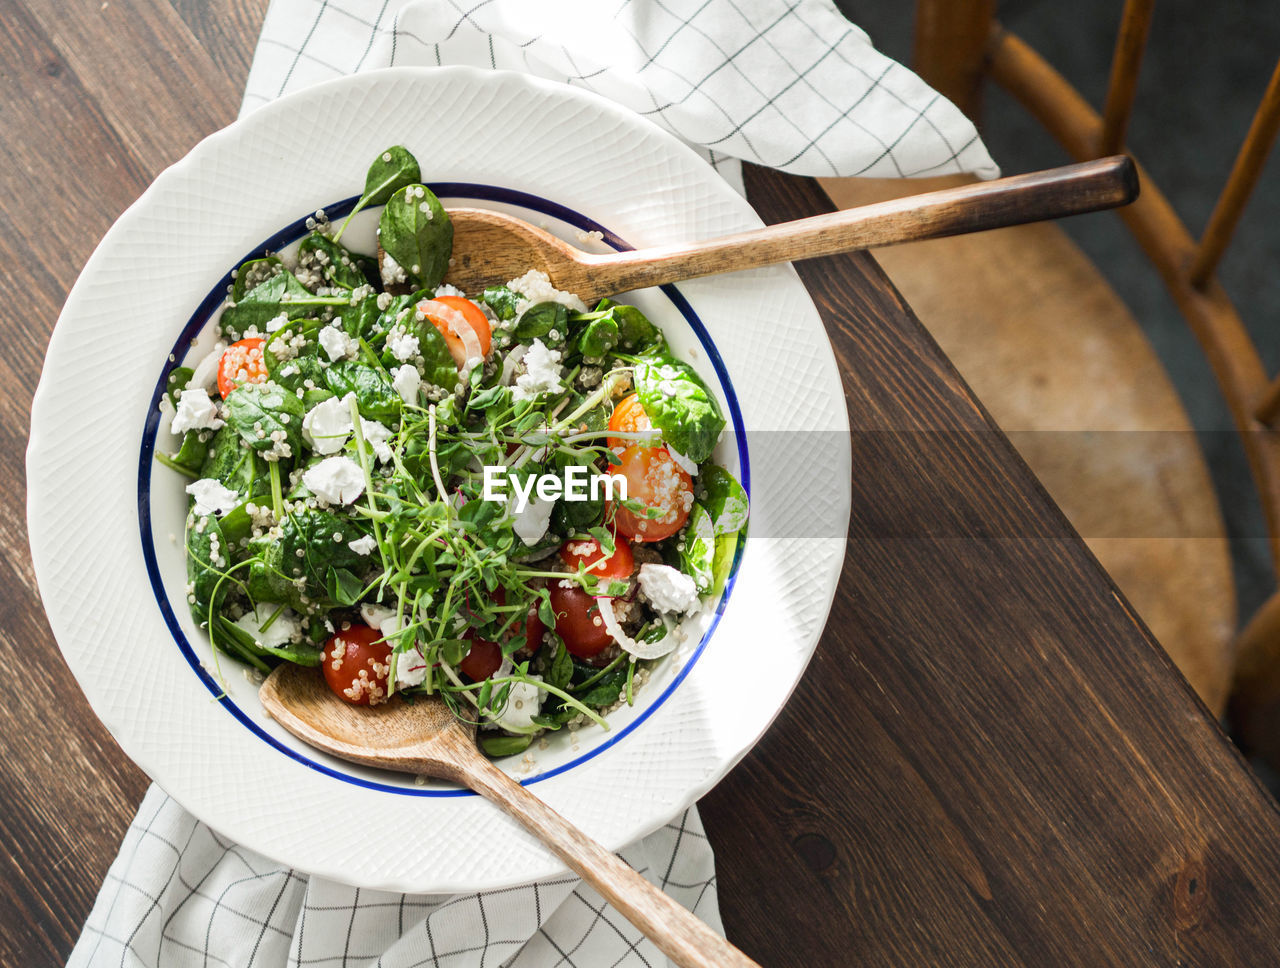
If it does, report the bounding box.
[4,2,1280,966]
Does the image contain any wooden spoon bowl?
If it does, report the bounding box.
[260,664,760,968]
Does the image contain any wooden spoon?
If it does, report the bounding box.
[260,664,760,968]
[443,155,1138,302]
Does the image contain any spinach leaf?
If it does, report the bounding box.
[199,426,262,492]
[246,539,308,610]
[410,311,465,390]
[232,256,283,302]
[165,366,193,408]
[479,734,533,757]
[340,294,382,340]
[322,360,401,422]
[264,341,327,394]
[551,454,605,534]
[378,184,452,290]
[481,285,521,320]
[587,299,661,352]
[573,662,628,707]
[277,508,368,596]
[186,511,227,618]
[633,359,724,463]
[699,464,748,535]
[679,503,715,592]
[575,316,619,359]
[224,383,305,459]
[546,639,574,691]
[515,301,567,341]
[220,269,313,340]
[168,430,209,475]
[710,529,739,597]
[360,146,421,209]
[298,232,368,290]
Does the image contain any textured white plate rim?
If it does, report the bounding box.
[28,66,852,892]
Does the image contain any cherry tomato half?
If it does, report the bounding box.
[321,624,392,706]
[418,295,492,369]
[217,337,268,398]
[458,635,502,682]
[607,393,656,450]
[609,444,694,542]
[559,534,634,582]
[548,581,613,658]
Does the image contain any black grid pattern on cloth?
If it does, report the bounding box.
[67,789,721,967]
[238,0,997,187]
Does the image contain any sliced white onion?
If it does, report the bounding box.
[190,340,228,390]
[596,598,679,660]
[420,299,484,365]
[500,343,528,386]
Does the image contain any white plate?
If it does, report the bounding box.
[28,67,850,893]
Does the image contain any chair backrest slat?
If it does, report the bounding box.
[1257,373,1280,428]
[1189,58,1280,287]
[1099,0,1156,155]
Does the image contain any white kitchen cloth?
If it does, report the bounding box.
[71,3,995,965]
[240,0,998,192]
[69,788,720,967]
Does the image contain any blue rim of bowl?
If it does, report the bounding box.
[138,183,750,797]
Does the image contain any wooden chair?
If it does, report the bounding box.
[821,1,1280,741]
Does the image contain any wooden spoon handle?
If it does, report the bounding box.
[460,755,761,968]
[590,155,1138,294]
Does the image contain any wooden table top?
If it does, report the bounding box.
[6,2,1280,965]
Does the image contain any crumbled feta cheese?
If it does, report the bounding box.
[359,419,394,463]
[491,676,543,731]
[318,324,357,362]
[506,269,587,315]
[385,328,420,361]
[302,392,355,454]
[381,252,407,287]
[234,603,300,650]
[512,339,563,402]
[666,445,698,477]
[638,563,700,614]
[394,645,429,688]
[171,387,225,434]
[348,534,377,556]
[265,312,289,333]
[360,603,395,628]
[511,493,554,545]
[185,478,239,516]
[302,455,366,505]
[433,283,465,298]
[391,363,421,405]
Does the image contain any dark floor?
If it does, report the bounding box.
[839,0,1280,623]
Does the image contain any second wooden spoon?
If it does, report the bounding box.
[260,664,760,968]
[443,155,1138,302]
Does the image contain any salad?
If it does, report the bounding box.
[159,145,747,759]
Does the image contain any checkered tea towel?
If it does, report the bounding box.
[240,0,998,192]
[70,3,995,965]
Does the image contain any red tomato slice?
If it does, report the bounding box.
[321,624,392,706]
[458,635,502,682]
[418,295,492,369]
[559,534,634,582]
[548,581,613,657]
[607,393,656,450]
[609,444,694,542]
[217,337,268,398]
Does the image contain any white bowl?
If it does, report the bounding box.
[27,67,850,892]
